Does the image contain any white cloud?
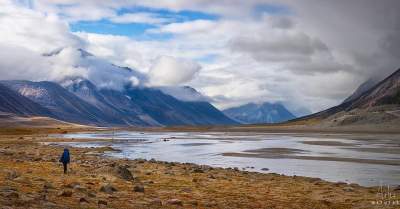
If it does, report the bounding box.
[110,12,173,24]
[1,0,399,114]
[148,56,201,86]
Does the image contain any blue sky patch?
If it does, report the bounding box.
[70,6,218,39]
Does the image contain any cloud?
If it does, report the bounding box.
[0,0,81,53]
[148,56,201,86]
[148,19,217,34]
[110,12,174,24]
[1,0,399,114]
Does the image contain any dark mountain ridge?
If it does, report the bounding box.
[292,68,400,122]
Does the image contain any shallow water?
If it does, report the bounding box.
[55,131,400,186]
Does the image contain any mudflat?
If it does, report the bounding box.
[0,127,399,209]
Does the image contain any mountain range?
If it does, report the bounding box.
[0,79,237,127]
[223,102,296,124]
[0,48,237,127]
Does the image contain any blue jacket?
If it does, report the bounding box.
[59,148,70,164]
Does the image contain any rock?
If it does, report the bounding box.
[133,185,145,193]
[100,184,117,194]
[167,199,183,206]
[98,200,108,205]
[150,198,162,206]
[79,197,89,203]
[189,200,198,206]
[343,187,354,192]
[13,176,31,185]
[5,191,19,199]
[233,167,239,171]
[65,182,80,189]
[394,185,400,191]
[87,191,96,198]
[334,182,347,186]
[58,189,73,197]
[42,202,58,208]
[43,182,55,190]
[192,168,204,173]
[261,168,269,171]
[5,170,20,180]
[137,159,146,163]
[116,165,134,181]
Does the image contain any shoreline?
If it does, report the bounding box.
[0,127,399,208]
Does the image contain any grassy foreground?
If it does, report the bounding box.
[0,127,398,209]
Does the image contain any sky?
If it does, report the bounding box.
[0,0,399,116]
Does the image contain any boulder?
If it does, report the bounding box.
[116,165,134,181]
[167,199,183,206]
[58,189,73,197]
[100,184,117,194]
[133,185,145,193]
[98,200,108,206]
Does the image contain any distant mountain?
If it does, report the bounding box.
[293,68,400,123]
[0,83,52,117]
[223,102,296,124]
[0,79,236,126]
[0,48,238,127]
[126,87,238,126]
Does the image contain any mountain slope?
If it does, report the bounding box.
[342,78,380,103]
[126,87,238,126]
[0,80,125,126]
[61,78,157,126]
[0,83,52,117]
[292,68,400,124]
[223,102,296,124]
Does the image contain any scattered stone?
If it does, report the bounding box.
[150,198,162,206]
[343,187,354,192]
[98,200,108,205]
[43,182,55,190]
[13,176,31,185]
[189,200,198,206]
[100,184,117,194]
[167,199,183,206]
[261,168,269,171]
[58,189,73,197]
[5,191,19,199]
[65,182,80,189]
[87,191,96,198]
[79,197,89,203]
[116,165,134,181]
[133,185,145,193]
[208,175,216,179]
[192,168,204,173]
[137,159,146,163]
[334,182,347,186]
[5,170,20,180]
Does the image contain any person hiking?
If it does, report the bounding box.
[59,148,70,174]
